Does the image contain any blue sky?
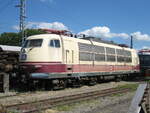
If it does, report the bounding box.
[0,0,150,49]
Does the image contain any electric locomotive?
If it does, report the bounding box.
[19,29,140,88]
[138,49,150,78]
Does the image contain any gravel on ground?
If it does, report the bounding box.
[0,81,137,107]
[46,91,135,113]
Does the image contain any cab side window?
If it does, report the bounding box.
[50,40,60,48]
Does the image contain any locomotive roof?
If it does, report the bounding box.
[27,34,132,50]
[0,45,21,52]
[138,49,150,55]
[80,37,119,46]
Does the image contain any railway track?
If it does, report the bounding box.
[0,81,142,100]
[0,91,44,99]
[5,87,132,113]
[0,91,44,100]
[0,93,21,99]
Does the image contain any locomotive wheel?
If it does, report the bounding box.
[71,78,81,88]
[45,79,67,90]
[87,77,97,86]
[59,79,67,89]
[115,75,121,82]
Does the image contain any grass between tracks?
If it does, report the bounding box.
[111,83,139,97]
[53,99,99,112]
[116,83,139,91]
[53,83,139,112]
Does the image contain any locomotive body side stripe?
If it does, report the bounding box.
[72,64,140,73]
[21,62,139,73]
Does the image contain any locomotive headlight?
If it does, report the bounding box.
[20,54,27,60]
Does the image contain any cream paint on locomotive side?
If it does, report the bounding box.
[61,36,79,64]
[50,35,138,66]
[92,41,119,66]
[70,37,138,66]
[131,49,139,66]
[47,34,62,62]
[22,34,139,67]
[73,38,93,65]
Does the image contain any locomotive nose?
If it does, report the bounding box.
[20,48,27,61]
[20,53,27,60]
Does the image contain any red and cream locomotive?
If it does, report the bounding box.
[19,29,140,88]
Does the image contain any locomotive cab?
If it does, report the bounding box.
[20,34,63,73]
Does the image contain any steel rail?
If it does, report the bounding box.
[5,87,132,113]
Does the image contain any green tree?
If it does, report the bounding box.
[0,29,46,46]
[25,29,46,37]
[0,32,20,46]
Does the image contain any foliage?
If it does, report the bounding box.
[0,29,46,46]
[116,83,139,91]
[55,99,99,111]
[0,32,21,46]
[25,29,46,37]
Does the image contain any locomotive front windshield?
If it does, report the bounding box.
[139,55,150,66]
[23,39,43,48]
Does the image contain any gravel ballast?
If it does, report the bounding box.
[0,81,137,106]
[51,92,135,113]
[0,81,138,113]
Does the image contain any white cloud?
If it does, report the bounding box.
[12,25,19,31]
[12,23,150,42]
[131,32,150,41]
[79,26,150,42]
[142,46,150,49]
[13,22,68,31]
[79,26,129,39]
[27,22,68,30]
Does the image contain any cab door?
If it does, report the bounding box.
[66,49,74,64]
[64,40,74,64]
[63,40,75,72]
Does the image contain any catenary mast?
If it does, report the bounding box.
[16,0,26,45]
